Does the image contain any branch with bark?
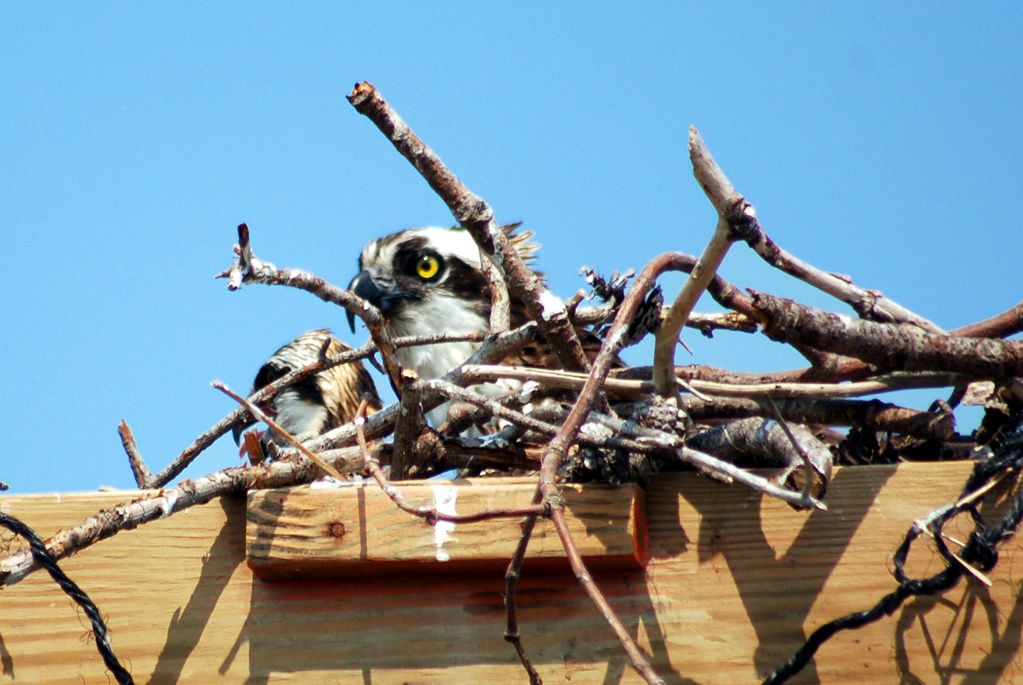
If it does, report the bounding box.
[0,446,368,587]
[751,291,1023,377]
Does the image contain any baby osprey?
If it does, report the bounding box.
[233,329,381,456]
[347,225,610,428]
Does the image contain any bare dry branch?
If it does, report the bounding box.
[740,232,944,332]
[504,496,544,685]
[117,420,152,488]
[574,303,759,335]
[549,508,666,685]
[0,447,367,588]
[468,364,968,402]
[421,381,821,507]
[211,381,348,481]
[344,83,511,334]
[752,291,1023,377]
[544,253,722,473]
[951,299,1023,339]
[653,142,741,396]
[687,140,944,332]
[653,128,764,398]
[391,369,426,480]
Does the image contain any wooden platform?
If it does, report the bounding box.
[247,480,647,579]
[0,462,1020,684]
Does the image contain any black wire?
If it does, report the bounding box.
[0,512,134,684]
[764,420,1023,685]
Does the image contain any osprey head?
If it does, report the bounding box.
[346,224,537,335]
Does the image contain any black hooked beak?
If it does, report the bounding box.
[347,270,402,333]
[231,414,257,445]
[231,421,250,445]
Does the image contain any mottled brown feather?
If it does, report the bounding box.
[235,329,381,444]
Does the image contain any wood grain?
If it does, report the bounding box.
[0,462,1019,683]
[246,480,647,579]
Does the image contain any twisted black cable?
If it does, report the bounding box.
[765,421,1023,685]
[0,512,134,684]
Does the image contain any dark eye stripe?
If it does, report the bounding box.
[442,256,489,302]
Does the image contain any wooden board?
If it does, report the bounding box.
[246,480,647,579]
[0,462,1020,683]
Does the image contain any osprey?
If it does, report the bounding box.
[347,225,614,428]
[233,329,381,455]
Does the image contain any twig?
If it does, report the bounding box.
[423,380,569,441]
[395,332,488,347]
[347,81,591,373]
[427,379,664,453]
[302,319,543,457]
[707,299,1023,386]
[478,245,511,333]
[687,143,944,333]
[574,271,756,330]
[344,83,511,334]
[763,396,823,500]
[678,127,947,385]
[424,379,825,509]
[435,400,497,437]
[147,328,524,487]
[504,499,544,685]
[741,228,944,332]
[653,128,746,398]
[686,416,831,481]
[553,249,751,438]
[685,311,759,335]
[550,507,665,685]
[466,363,968,401]
[674,445,825,509]
[952,299,1023,339]
[382,439,540,473]
[211,381,347,481]
[117,419,153,489]
[303,323,541,453]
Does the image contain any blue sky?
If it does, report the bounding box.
[2,4,1020,493]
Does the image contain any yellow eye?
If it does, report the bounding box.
[415,254,441,280]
